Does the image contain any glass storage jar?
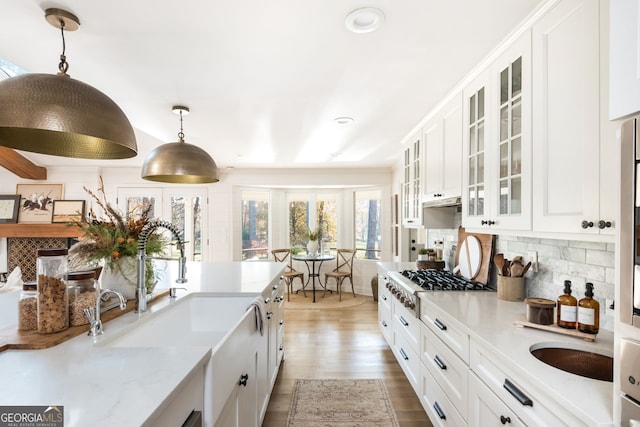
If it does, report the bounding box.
[66,270,98,326]
[17,281,37,331]
[36,248,69,334]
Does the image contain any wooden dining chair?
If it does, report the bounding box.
[271,249,305,301]
[324,249,356,301]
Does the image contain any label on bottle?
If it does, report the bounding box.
[560,305,577,322]
[578,306,595,325]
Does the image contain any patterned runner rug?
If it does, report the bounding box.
[284,290,370,310]
[286,379,400,426]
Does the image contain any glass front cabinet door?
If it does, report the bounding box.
[462,31,531,231]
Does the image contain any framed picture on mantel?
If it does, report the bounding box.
[52,200,85,223]
[0,195,20,223]
[16,183,64,224]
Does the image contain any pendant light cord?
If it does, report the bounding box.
[178,110,185,143]
[58,20,69,75]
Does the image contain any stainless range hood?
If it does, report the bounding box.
[422,196,461,229]
[423,196,462,208]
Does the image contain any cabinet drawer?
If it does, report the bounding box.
[392,328,420,393]
[393,298,419,353]
[420,362,467,427]
[468,372,524,427]
[470,340,578,426]
[420,301,469,363]
[379,302,392,344]
[421,323,468,420]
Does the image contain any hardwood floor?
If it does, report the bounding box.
[261,297,433,427]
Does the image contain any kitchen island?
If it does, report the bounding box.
[0,261,285,427]
[378,262,613,426]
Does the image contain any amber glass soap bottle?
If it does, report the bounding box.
[557,280,577,329]
[577,282,600,334]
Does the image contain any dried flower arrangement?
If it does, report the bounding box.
[68,177,166,271]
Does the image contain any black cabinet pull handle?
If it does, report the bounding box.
[434,355,447,370]
[382,295,387,301]
[264,297,270,304]
[239,373,249,387]
[433,402,446,420]
[399,348,409,361]
[399,316,409,327]
[500,415,511,424]
[434,318,447,331]
[279,320,284,325]
[381,320,388,327]
[266,312,273,320]
[581,220,594,229]
[503,379,532,406]
[598,220,612,229]
[481,219,495,225]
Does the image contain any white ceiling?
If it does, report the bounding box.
[0,0,545,171]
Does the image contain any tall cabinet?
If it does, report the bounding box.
[402,132,422,227]
[462,31,532,231]
[531,0,615,236]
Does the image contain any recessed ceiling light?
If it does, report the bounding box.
[345,7,385,34]
[334,117,354,125]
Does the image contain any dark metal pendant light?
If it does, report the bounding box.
[0,8,137,159]
[141,106,219,184]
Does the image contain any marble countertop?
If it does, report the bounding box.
[0,261,285,427]
[378,261,614,426]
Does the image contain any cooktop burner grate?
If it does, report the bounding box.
[400,269,489,291]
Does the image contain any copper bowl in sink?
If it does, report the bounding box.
[530,342,613,382]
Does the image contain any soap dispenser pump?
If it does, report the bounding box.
[578,283,599,334]
[557,280,577,329]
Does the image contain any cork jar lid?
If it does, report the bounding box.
[525,297,556,308]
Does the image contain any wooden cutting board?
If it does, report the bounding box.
[0,290,169,352]
[454,226,495,286]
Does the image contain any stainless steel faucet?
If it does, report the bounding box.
[136,220,187,313]
[85,289,126,336]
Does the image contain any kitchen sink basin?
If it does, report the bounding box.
[97,293,257,348]
[530,342,613,382]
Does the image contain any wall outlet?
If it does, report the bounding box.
[606,299,615,316]
[527,251,538,272]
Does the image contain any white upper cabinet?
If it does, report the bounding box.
[610,0,640,120]
[532,0,615,236]
[402,131,422,228]
[422,93,463,204]
[463,31,532,231]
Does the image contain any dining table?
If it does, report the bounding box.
[292,253,335,302]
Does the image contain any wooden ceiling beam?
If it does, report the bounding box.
[0,147,47,180]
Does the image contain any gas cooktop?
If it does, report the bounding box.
[400,269,494,291]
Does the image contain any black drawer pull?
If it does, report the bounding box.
[503,378,532,406]
[434,318,447,331]
[399,316,409,327]
[279,320,284,325]
[382,295,387,301]
[381,320,388,327]
[500,415,511,424]
[238,373,249,387]
[433,402,446,420]
[434,355,447,370]
[399,348,409,361]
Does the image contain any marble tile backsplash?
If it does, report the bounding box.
[495,235,615,331]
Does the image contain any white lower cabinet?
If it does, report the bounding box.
[420,362,467,427]
[258,278,285,424]
[378,278,393,344]
[214,350,258,427]
[468,372,524,427]
[470,339,584,426]
[421,323,468,420]
[392,298,421,393]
